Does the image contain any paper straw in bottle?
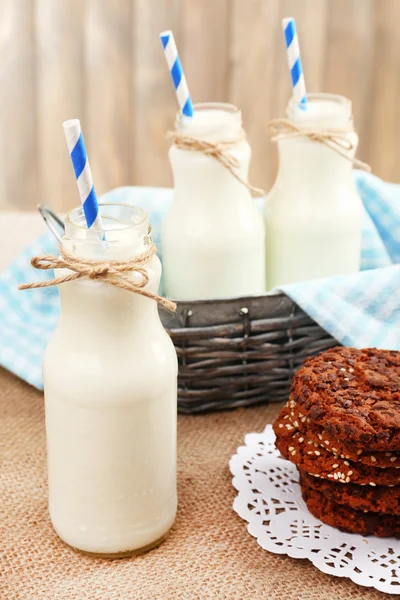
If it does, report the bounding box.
[282,18,307,109]
[62,119,103,231]
[160,30,194,117]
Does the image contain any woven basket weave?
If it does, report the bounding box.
[161,292,337,414]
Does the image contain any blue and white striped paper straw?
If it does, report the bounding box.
[282,18,307,109]
[63,119,103,230]
[160,30,193,117]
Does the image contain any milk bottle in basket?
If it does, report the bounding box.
[162,102,266,300]
[264,93,363,290]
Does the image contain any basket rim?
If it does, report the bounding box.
[168,290,283,307]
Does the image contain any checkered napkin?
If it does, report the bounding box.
[0,173,399,390]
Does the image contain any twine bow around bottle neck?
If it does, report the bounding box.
[19,242,176,312]
[167,129,265,196]
[269,118,371,172]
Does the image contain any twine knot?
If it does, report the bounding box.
[269,118,370,172]
[167,130,265,196]
[19,243,176,312]
[89,264,110,278]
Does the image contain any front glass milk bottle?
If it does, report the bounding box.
[162,102,266,300]
[264,93,363,290]
[43,204,178,557]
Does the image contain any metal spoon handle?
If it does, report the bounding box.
[38,205,65,242]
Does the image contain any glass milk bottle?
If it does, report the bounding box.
[264,93,363,289]
[162,102,265,300]
[43,204,178,557]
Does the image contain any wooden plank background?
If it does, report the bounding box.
[0,0,399,212]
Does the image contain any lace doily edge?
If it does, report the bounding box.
[230,440,400,595]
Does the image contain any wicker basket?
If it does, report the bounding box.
[161,292,337,414]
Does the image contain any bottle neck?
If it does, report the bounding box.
[170,141,252,209]
[276,93,357,200]
[57,257,162,342]
[275,134,357,202]
[58,235,162,338]
[57,202,163,336]
[171,102,253,208]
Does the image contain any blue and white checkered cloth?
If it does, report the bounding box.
[0,172,399,390]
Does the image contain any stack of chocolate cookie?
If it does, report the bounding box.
[273,347,400,537]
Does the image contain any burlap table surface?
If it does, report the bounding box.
[1,368,387,600]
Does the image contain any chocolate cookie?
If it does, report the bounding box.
[291,347,400,451]
[301,470,400,515]
[287,398,400,468]
[273,406,400,486]
[301,479,400,537]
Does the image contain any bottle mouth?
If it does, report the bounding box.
[177,102,242,139]
[287,93,353,130]
[65,203,148,232]
[184,102,240,115]
[63,203,150,259]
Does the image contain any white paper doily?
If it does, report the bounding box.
[230,424,400,595]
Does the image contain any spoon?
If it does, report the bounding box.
[38,205,65,242]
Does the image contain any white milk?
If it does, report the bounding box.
[43,204,178,557]
[162,102,265,300]
[264,93,363,290]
